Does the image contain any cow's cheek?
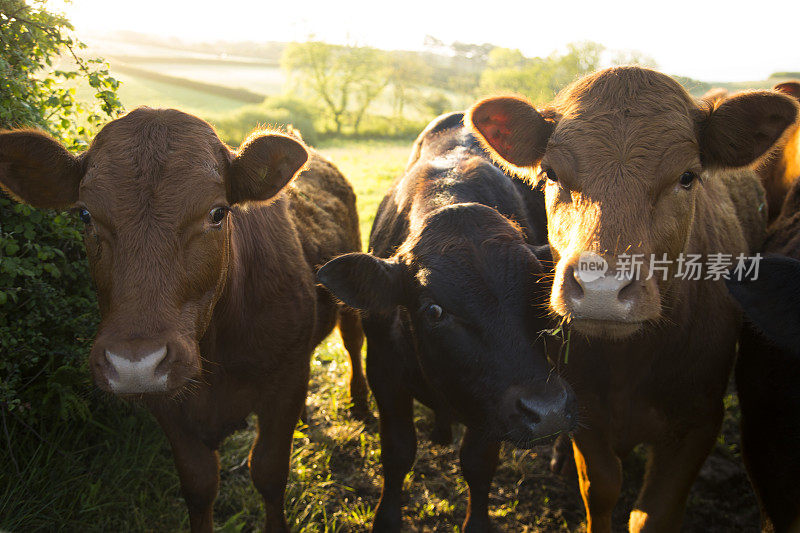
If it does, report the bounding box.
[179,230,228,336]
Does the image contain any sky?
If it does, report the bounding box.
[52,0,799,82]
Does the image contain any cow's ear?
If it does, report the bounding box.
[467,96,555,177]
[698,91,799,169]
[0,130,84,208]
[726,255,800,352]
[317,253,403,314]
[227,132,308,205]
[774,81,800,100]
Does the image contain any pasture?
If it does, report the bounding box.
[1,137,761,532]
[5,27,794,531]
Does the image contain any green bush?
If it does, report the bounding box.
[328,113,429,141]
[208,95,320,146]
[0,0,121,426]
[0,4,184,529]
[0,196,98,423]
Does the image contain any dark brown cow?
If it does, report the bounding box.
[0,108,368,532]
[468,67,798,532]
[318,112,576,531]
[728,164,800,532]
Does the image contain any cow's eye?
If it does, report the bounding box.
[423,303,444,323]
[540,167,558,183]
[679,171,697,190]
[209,207,229,226]
[78,208,92,225]
[422,304,444,323]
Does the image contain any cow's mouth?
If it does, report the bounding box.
[569,317,645,340]
[506,430,565,450]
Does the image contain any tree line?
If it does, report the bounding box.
[280,38,654,136]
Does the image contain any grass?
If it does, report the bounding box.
[1,139,760,532]
[100,71,251,116]
[112,64,266,104]
[316,139,411,249]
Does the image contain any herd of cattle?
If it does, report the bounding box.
[1,66,799,532]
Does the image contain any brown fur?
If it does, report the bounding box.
[0,107,367,532]
[702,82,800,223]
[701,87,729,106]
[756,81,800,223]
[468,67,798,532]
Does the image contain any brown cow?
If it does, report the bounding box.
[702,82,800,223]
[468,67,798,532]
[758,81,800,223]
[0,108,368,532]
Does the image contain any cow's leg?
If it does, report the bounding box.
[573,432,622,533]
[628,408,722,533]
[157,421,220,533]
[430,409,453,446]
[370,377,416,532]
[338,308,370,420]
[251,375,308,533]
[460,428,500,532]
[366,322,416,532]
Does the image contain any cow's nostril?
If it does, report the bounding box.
[617,276,637,302]
[516,397,543,424]
[566,266,585,297]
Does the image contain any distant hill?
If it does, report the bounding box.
[76,33,797,127]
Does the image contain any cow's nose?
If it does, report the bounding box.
[516,384,577,439]
[104,346,169,394]
[566,264,637,320]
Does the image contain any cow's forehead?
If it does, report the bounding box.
[79,108,227,208]
[412,231,531,296]
[547,110,698,168]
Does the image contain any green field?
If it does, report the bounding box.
[317,139,410,249]
[113,70,253,115]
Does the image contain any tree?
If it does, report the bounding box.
[348,45,389,134]
[385,51,433,117]
[281,41,389,135]
[610,49,658,68]
[478,41,606,104]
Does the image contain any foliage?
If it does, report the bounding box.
[422,36,493,95]
[386,51,434,117]
[479,41,605,103]
[0,198,98,422]
[0,0,122,423]
[610,49,658,68]
[0,0,121,146]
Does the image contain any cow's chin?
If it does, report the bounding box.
[569,317,645,340]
